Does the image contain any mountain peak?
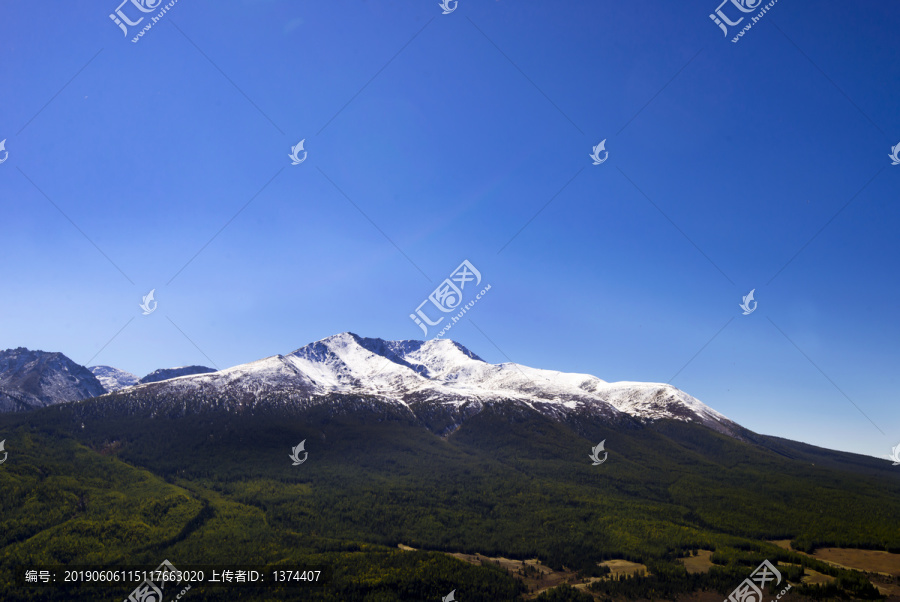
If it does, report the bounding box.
[96,333,738,437]
[0,347,105,411]
[90,365,140,393]
[304,332,482,356]
[286,333,487,385]
[139,365,216,385]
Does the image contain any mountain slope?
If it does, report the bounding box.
[2,335,898,600]
[99,332,740,437]
[0,348,105,412]
[89,365,139,392]
[1,396,898,601]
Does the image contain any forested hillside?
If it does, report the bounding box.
[0,399,897,600]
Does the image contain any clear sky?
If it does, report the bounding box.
[1,1,898,459]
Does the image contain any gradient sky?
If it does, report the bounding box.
[1,1,898,459]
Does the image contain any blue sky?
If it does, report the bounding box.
[1,1,898,458]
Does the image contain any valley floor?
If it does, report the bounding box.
[402,542,900,601]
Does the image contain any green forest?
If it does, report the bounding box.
[0,398,898,600]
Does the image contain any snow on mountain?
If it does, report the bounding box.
[108,333,738,436]
[595,381,732,432]
[0,348,106,412]
[90,365,140,392]
[139,365,216,385]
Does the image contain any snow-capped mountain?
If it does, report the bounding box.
[0,348,106,412]
[139,365,216,385]
[101,333,739,436]
[90,365,140,392]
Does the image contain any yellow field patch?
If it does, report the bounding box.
[769,541,900,577]
[598,558,649,578]
[680,550,715,574]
